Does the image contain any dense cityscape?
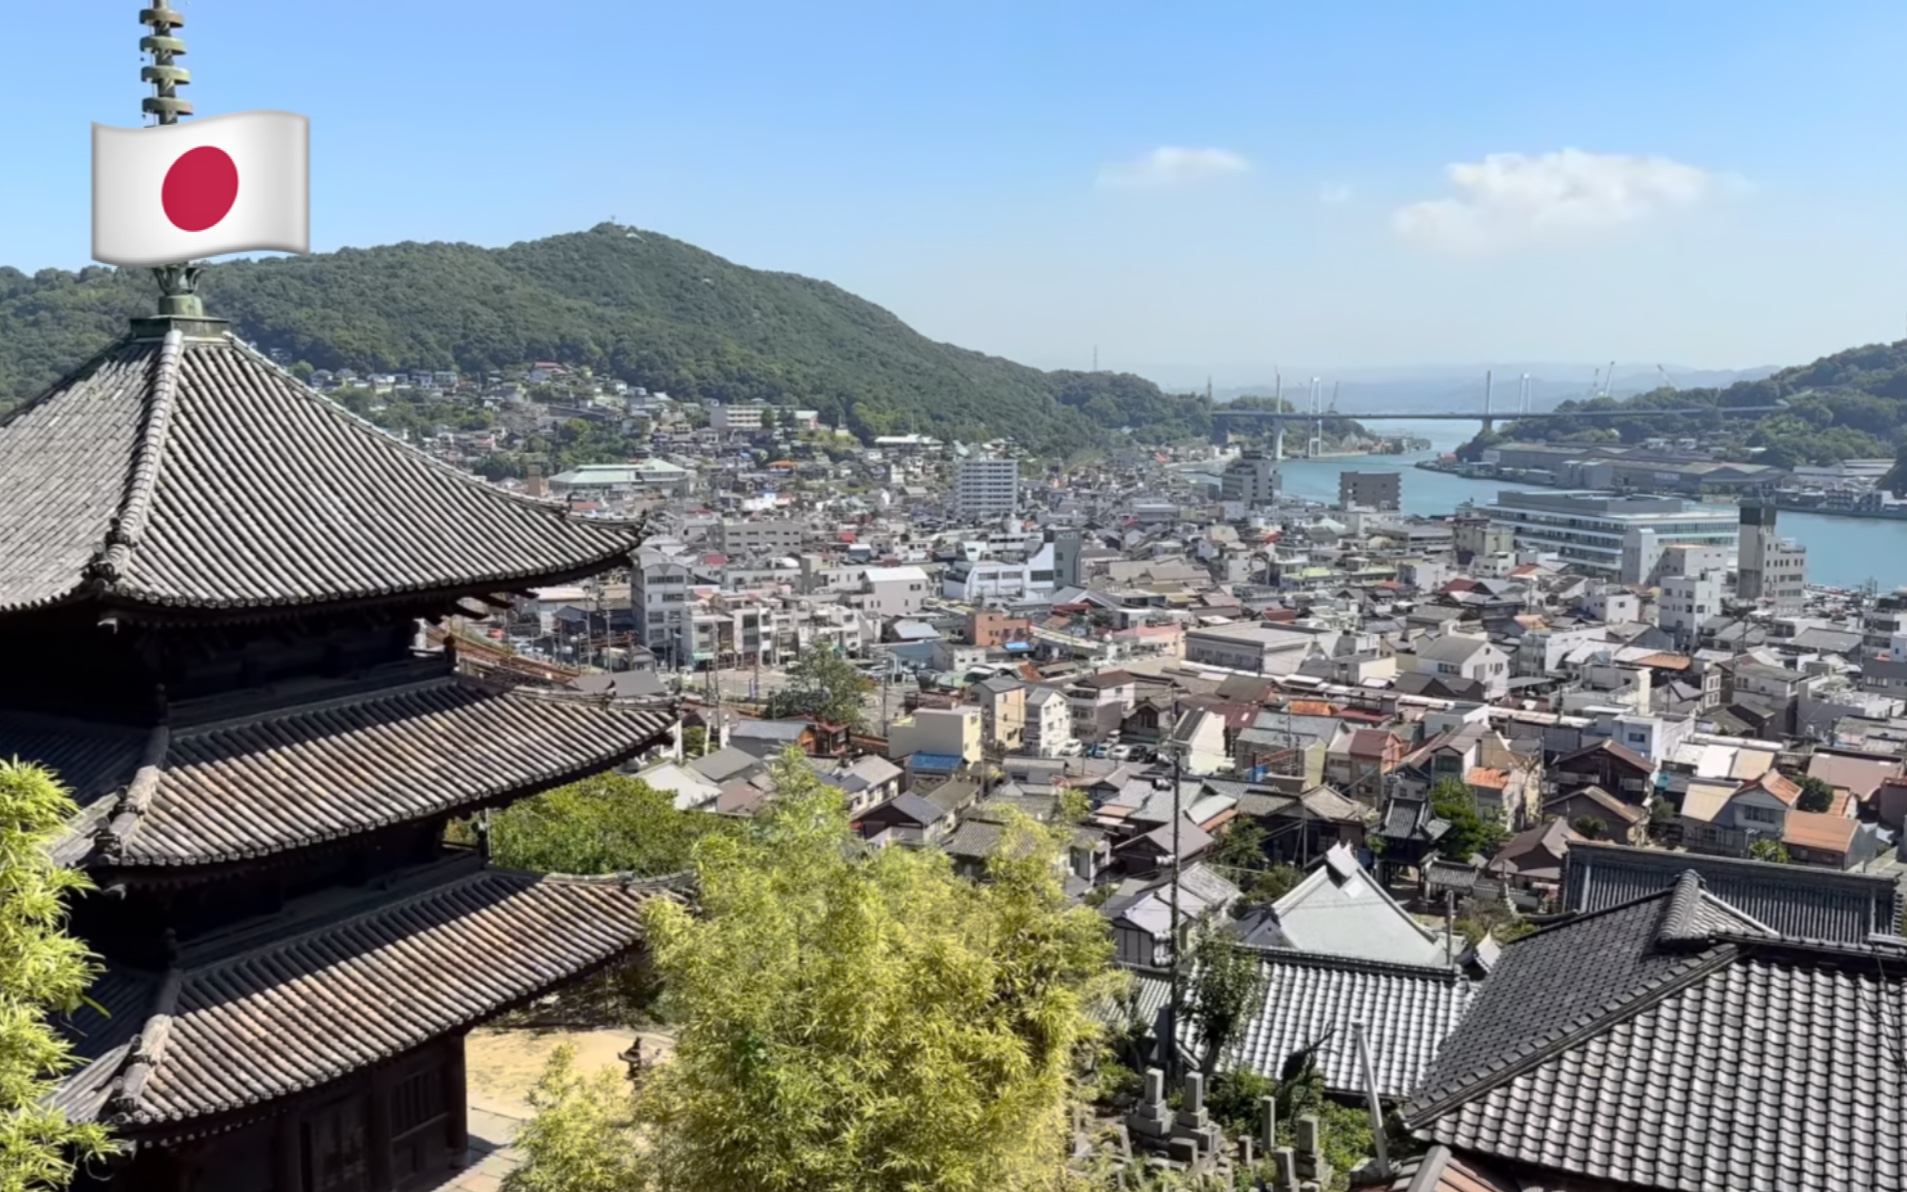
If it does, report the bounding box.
[7,5,1907,1192]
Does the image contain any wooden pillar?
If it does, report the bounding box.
[272,1113,301,1192]
[445,1035,470,1167]
[366,1069,394,1191]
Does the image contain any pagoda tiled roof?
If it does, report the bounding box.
[0,322,642,615]
[53,862,686,1134]
[3,672,674,870]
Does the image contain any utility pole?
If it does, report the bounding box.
[1166,695,1185,1082]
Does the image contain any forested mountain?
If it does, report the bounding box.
[1472,339,1907,469]
[0,224,1217,455]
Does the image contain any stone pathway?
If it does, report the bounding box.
[427,1104,528,1192]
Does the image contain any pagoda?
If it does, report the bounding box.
[2,24,679,1181]
[0,308,679,1191]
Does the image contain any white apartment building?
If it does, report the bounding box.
[632,554,697,664]
[1485,491,1737,583]
[953,458,1020,517]
[848,566,932,616]
[710,404,766,433]
[1658,571,1722,642]
[1023,688,1076,759]
[940,541,1057,603]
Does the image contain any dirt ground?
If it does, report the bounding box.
[464,1026,677,1118]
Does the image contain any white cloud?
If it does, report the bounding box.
[1097,146,1249,190]
[1393,149,1732,251]
[1318,182,1354,206]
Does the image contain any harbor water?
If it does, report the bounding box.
[1201,419,1904,592]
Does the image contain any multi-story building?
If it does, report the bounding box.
[710,403,766,433]
[632,552,697,665]
[1023,687,1076,758]
[713,518,803,557]
[847,566,932,616]
[1220,451,1281,507]
[1337,470,1401,511]
[940,541,1057,603]
[1485,490,1738,583]
[1735,501,1807,614]
[1658,571,1722,643]
[1863,588,1907,655]
[953,458,1020,517]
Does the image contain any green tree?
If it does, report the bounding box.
[489,773,729,876]
[766,646,870,732]
[1795,775,1834,814]
[508,750,1116,1192]
[1748,836,1791,864]
[1570,815,1609,840]
[1185,926,1269,1076]
[1429,779,1508,861]
[0,761,115,1190]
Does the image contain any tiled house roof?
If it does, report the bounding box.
[9,675,674,869]
[0,327,643,614]
[54,864,686,1134]
[1560,840,1901,942]
[1404,872,1906,1192]
[1120,951,1477,1101]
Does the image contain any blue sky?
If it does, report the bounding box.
[7,2,1907,384]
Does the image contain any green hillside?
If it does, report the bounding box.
[0,223,1214,455]
[1470,338,1907,469]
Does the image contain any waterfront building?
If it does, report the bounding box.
[1220,450,1282,506]
[1485,490,1738,583]
[1338,469,1401,511]
[1736,500,1807,614]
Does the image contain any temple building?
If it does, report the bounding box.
[0,305,677,1191]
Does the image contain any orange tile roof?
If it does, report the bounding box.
[1466,766,1509,790]
[1782,809,1858,853]
[1287,700,1335,717]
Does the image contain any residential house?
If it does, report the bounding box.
[886,707,982,767]
[856,793,956,847]
[1324,726,1405,806]
[1548,739,1656,806]
[1540,784,1649,845]
[1483,819,1582,893]
[1409,632,1511,700]
[968,674,1027,754]
[1023,688,1076,759]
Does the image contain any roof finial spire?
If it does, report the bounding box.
[140,5,203,317]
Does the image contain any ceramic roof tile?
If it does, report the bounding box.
[54,865,684,1131]
[1561,841,1899,943]
[1404,879,1907,1192]
[0,328,642,614]
[4,676,673,869]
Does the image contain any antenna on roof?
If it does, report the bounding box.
[141,4,203,316]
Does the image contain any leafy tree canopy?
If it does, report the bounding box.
[0,761,115,1190]
[1430,778,1508,862]
[489,773,732,877]
[0,226,1221,457]
[1795,775,1834,814]
[1456,337,1907,467]
[507,750,1117,1192]
[766,646,870,733]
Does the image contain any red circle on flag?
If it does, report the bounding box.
[161,147,240,232]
